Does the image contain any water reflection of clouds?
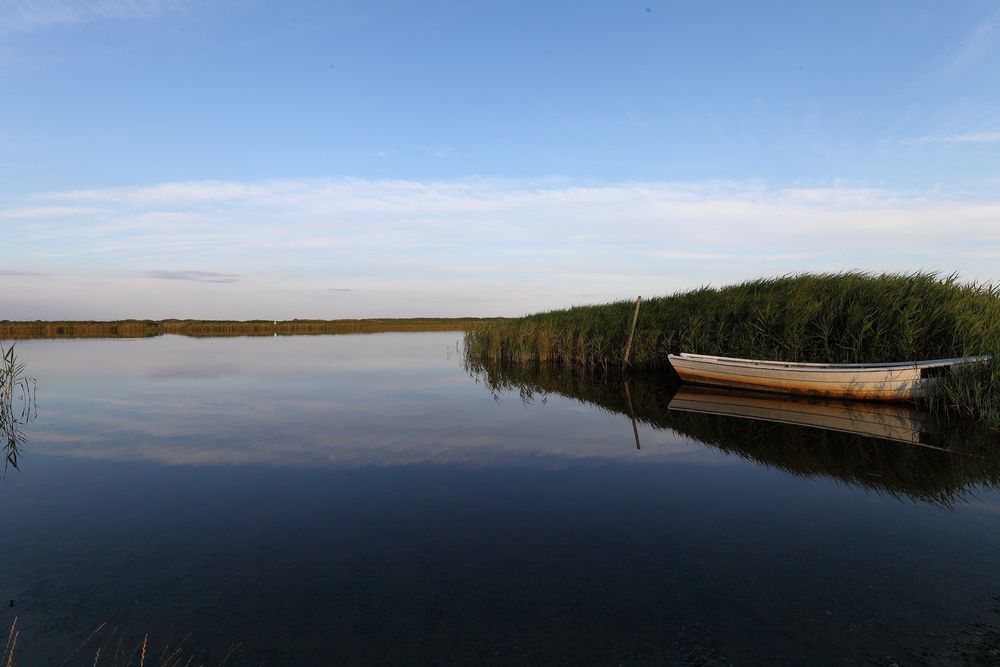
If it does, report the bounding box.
[148,364,241,380]
[22,334,727,470]
[17,333,460,383]
[34,424,718,469]
[33,387,721,468]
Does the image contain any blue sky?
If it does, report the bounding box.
[2,0,999,319]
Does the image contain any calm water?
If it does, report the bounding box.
[3,333,1000,665]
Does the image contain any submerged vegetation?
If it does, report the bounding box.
[464,272,1000,427]
[0,317,486,340]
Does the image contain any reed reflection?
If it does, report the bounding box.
[1,342,36,476]
[467,360,1000,507]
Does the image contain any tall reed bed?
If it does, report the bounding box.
[464,272,1000,425]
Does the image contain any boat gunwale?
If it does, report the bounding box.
[672,353,990,373]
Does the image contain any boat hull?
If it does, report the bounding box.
[667,353,988,401]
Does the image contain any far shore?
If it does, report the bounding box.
[0,318,492,340]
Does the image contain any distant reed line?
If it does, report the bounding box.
[0,318,489,340]
[463,272,1000,427]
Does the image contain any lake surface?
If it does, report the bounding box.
[3,333,1000,665]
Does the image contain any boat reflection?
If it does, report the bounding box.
[667,385,941,447]
[467,360,1000,506]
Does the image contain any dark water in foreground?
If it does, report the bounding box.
[3,334,1000,665]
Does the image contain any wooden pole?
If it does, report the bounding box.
[623,296,641,366]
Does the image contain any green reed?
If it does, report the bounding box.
[464,272,1000,426]
[1,342,36,475]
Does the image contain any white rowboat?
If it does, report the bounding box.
[667,352,990,401]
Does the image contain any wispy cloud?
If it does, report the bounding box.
[0,205,99,220]
[418,146,455,159]
[904,131,1000,146]
[945,9,1000,71]
[3,176,1000,318]
[0,269,49,276]
[146,270,240,283]
[0,0,181,32]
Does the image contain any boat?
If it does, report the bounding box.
[667,352,990,401]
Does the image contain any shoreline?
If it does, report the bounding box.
[0,318,490,340]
